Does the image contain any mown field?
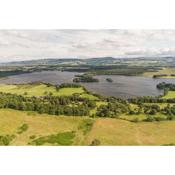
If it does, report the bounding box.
[1,109,175,145]
[163,91,175,99]
[0,83,97,99]
[143,68,175,78]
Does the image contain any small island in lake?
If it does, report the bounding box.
[106,78,113,82]
[73,74,99,83]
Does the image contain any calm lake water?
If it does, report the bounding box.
[0,71,175,98]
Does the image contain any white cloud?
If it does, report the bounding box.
[0,30,175,62]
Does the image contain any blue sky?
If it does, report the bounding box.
[0,30,175,62]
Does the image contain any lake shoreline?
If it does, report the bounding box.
[0,70,174,98]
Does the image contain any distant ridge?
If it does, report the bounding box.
[2,57,117,66]
[3,58,83,65]
[1,56,175,66]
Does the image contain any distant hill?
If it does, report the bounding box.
[85,57,117,65]
[2,56,175,66]
[2,57,118,66]
[4,58,84,65]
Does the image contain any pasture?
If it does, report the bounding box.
[80,93,99,100]
[0,109,91,145]
[163,91,175,99]
[86,118,175,145]
[143,68,175,77]
[0,83,85,97]
[1,109,175,145]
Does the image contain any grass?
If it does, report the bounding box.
[0,134,15,145]
[30,131,75,146]
[90,101,108,115]
[144,103,175,109]
[85,118,175,145]
[162,91,175,99]
[1,108,175,145]
[80,93,99,100]
[129,104,140,110]
[119,114,147,122]
[78,119,94,135]
[0,109,84,145]
[17,124,29,134]
[120,113,169,122]
[58,87,84,96]
[0,83,85,97]
[143,68,175,78]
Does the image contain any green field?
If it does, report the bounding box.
[143,68,175,78]
[80,93,99,100]
[0,83,89,97]
[119,113,168,122]
[0,83,100,101]
[163,91,175,99]
[144,103,175,109]
[1,109,175,145]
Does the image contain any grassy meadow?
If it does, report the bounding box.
[143,68,175,78]
[0,83,98,100]
[86,118,175,145]
[80,93,99,100]
[1,109,175,145]
[0,108,92,145]
[162,91,175,99]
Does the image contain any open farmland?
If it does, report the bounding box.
[0,83,96,98]
[85,118,175,145]
[143,68,175,78]
[0,109,92,146]
[1,109,175,145]
[162,91,175,99]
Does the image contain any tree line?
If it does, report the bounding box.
[157,82,175,91]
[129,97,175,104]
[0,92,97,116]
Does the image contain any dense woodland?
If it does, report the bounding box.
[0,70,30,77]
[0,88,128,117]
[0,92,93,116]
[65,65,156,76]
[0,90,174,120]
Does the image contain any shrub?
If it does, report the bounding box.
[90,139,101,146]
[145,115,155,122]
[78,119,94,134]
[29,135,36,139]
[30,131,75,146]
[132,118,139,123]
[24,92,28,96]
[17,124,29,134]
[0,135,15,146]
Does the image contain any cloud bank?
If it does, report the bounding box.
[0,30,175,62]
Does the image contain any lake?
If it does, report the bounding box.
[0,71,175,98]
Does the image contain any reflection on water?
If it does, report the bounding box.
[0,71,175,98]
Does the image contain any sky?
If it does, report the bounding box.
[1,30,175,62]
